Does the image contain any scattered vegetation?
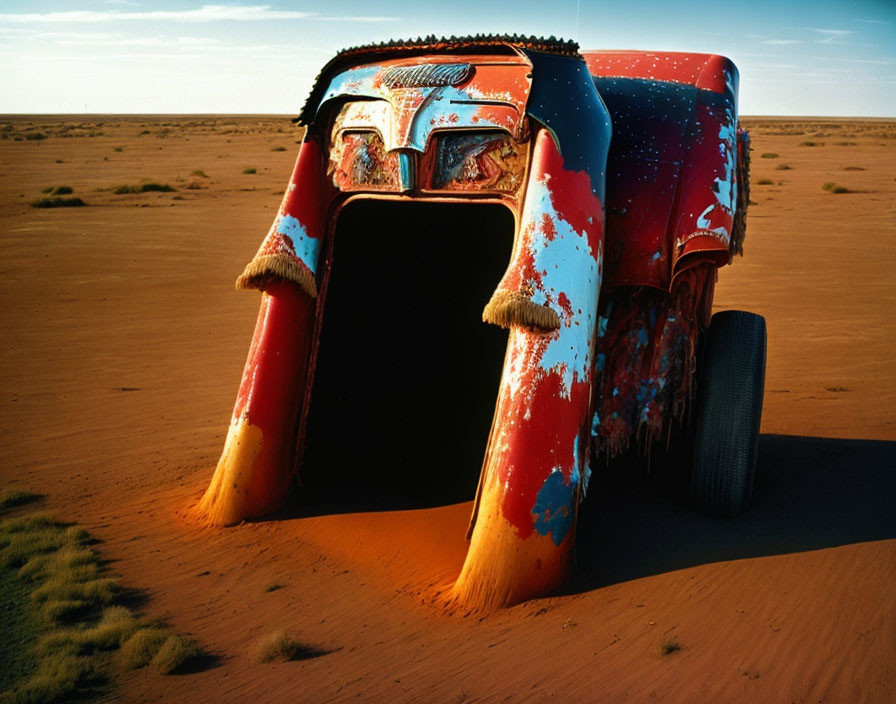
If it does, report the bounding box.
[799,140,822,147]
[25,132,47,141]
[255,630,327,663]
[759,152,778,158]
[264,583,283,593]
[775,164,792,170]
[112,181,176,194]
[190,169,209,178]
[270,146,287,152]
[660,639,682,656]
[242,167,257,175]
[0,502,204,702]
[113,146,123,152]
[842,166,865,171]
[31,197,86,208]
[756,178,774,185]
[822,181,851,194]
[0,490,42,512]
[835,141,857,146]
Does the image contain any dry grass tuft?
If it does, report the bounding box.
[760,152,779,158]
[112,181,175,194]
[822,182,851,194]
[256,629,326,663]
[242,167,257,174]
[120,628,171,669]
[0,489,42,512]
[151,635,201,674]
[756,178,774,185]
[660,639,682,656]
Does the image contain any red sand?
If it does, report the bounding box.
[1,116,894,702]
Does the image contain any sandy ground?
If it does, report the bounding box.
[1,115,894,703]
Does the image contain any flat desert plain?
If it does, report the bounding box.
[1,115,894,703]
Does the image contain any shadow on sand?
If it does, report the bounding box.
[573,433,896,589]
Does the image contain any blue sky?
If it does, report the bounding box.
[1,0,894,116]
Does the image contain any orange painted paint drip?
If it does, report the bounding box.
[195,281,314,525]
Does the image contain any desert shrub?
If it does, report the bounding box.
[760,152,778,158]
[822,182,850,193]
[0,489,41,512]
[775,164,792,170]
[191,169,209,178]
[242,167,257,174]
[660,639,681,656]
[151,635,200,673]
[799,140,822,147]
[842,166,865,171]
[256,629,325,663]
[270,146,287,152]
[51,186,72,195]
[113,146,123,152]
[8,652,97,704]
[120,628,170,668]
[756,178,773,185]
[25,132,46,141]
[30,197,86,208]
[40,186,53,194]
[113,182,175,194]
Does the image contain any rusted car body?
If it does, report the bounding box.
[197,36,763,610]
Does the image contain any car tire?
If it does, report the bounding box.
[690,310,767,517]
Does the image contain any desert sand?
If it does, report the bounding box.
[1,115,894,702]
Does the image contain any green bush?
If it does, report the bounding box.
[30,197,85,208]
[112,182,175,194]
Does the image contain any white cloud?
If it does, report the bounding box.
[0,5,400,24]
[812,28,854,44]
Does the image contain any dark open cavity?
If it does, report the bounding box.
[299,200,513,512]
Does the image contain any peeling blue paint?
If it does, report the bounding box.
[320,66,383,105]
[532,469,576,546]
[522,175,601,398]
[276,214,320,274]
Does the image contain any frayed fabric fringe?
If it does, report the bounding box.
[482,290,560,331]
[731,128,751,257]
[236,254,318,298]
